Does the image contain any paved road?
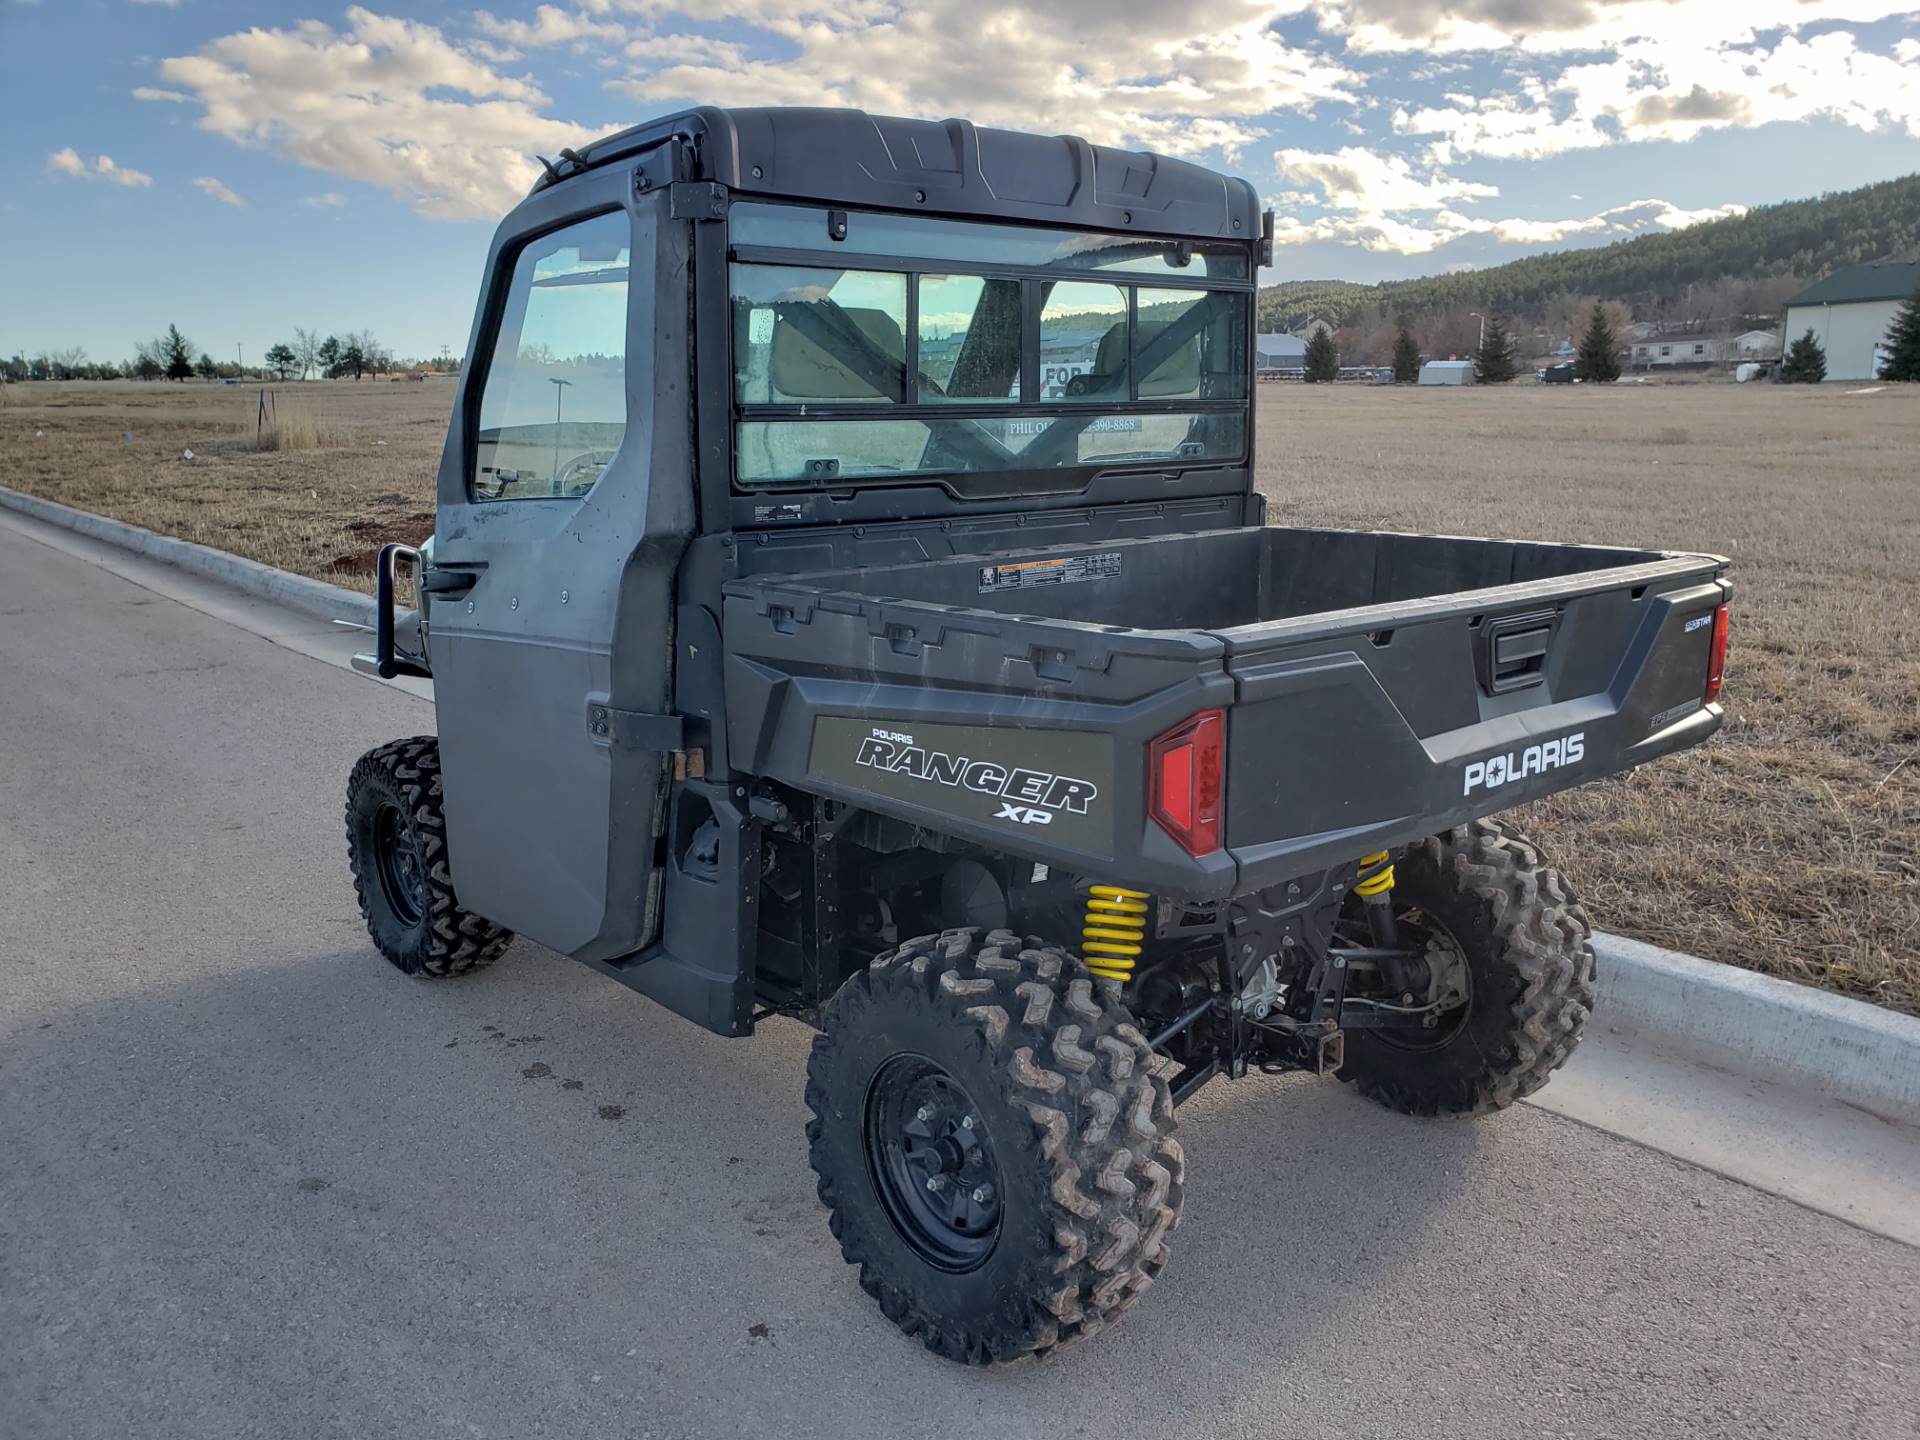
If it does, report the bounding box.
[3,517,1917,1440]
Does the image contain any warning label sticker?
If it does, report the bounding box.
[977,552,1122,594]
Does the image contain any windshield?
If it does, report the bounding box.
[728,204,1249,491]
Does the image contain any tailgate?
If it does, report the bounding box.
[1219,552,1730,888]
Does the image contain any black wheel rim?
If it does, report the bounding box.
[371,800,427,929]
[862,1053,1004,1273]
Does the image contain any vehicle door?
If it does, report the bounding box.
[424,169,694,961]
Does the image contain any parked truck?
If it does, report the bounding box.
[345,107,1732,1365]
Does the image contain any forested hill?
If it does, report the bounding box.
[1257,173,1920,332]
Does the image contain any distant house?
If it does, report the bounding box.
[1782,260,1920,381]
[1630,333,1725,368]
[1291,317,1333,342]
[1256,333,1308,377]
[1419,360,1475,386]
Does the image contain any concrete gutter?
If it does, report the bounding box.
[1593,933,1920,1121]
[0,484,374,629]
[6,481,1918,1124]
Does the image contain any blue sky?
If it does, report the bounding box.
[2,0,1917,364]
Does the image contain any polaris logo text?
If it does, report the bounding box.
[1463,732,1585,796]
[854,731,1099,817]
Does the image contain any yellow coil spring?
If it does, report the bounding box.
[1081,885,1150,983]
[1353,850,1396,898]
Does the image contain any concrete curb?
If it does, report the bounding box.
[1594,933,1920,1121]
[6,482,1917,1122]
[0,484,374,629]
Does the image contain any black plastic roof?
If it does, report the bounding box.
[530,106,1262,244]
[1785,259,1920,307]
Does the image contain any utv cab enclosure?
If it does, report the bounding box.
[346,106,1732,1364]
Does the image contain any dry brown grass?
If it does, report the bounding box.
[5,376,1917,1010]
[1258,381,1920,1013]
[2,379,447,589]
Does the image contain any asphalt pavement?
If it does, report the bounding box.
[3,514,1917,1440]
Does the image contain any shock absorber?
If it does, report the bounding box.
[1353,850,1414,997]
[1081,885,1150,984]
[1354,850,1398,948]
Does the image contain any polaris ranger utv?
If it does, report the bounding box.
[344,107,1732,1365]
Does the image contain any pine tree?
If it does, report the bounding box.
[1879,284,1920,382]
[160,324,194,381]
[1574,305,1620,383]
[1391,325,1421,384]
[1474,315,1518,383]
[264,343,297,381]
[1303,327,1339,383]
[1781,328,1827,384]
[195,353,220,381]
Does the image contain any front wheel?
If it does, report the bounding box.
[345,736,513,977]
[1338,819,1596,1116]
[806,929,1183,1364]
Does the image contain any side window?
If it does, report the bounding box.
[472,211,629,502]
[732,265,906,404]
[917,275,1022,401]
[1039,281,1127,400]
[1136,290,1248,399]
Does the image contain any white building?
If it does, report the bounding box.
[1419,360,1475,386]
[1782,260,1920,381]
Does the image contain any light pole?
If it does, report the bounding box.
[548,376,572,493]
[1469,312,1486,353]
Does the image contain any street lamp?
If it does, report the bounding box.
[548,376,573,494]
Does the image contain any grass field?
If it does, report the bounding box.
[5,377,1917,1012]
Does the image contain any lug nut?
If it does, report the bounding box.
[915,1105,935,1123]
[925,1174,947,1192]
[959,1114,975,1131]
[972,1184,995,1204]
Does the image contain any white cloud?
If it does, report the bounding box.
[302,191,349,207]
[157,6,604,220]
[1316,0,1920,55]
[47,148,155,187]
[474,5,627,46]
[193,176,248,207]
[613,1,1355,162]
[1274,146,1499,212]
[130,0,181,7]
[1270,137,1749,255]
[1398,29,1920,160]
[132,86,193,102]
[1271,186,1745,255]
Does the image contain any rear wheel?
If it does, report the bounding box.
[345,736,513,977]
[806,928,1183,1364]
[1338,819,1595,1116]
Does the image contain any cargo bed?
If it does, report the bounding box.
[721,526,1730,898]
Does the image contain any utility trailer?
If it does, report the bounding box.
[344,107,1731,1365]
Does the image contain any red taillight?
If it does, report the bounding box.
[1150,710,1224,857]
[1704,604,1730,703]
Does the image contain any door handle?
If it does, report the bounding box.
[421,566,481,596]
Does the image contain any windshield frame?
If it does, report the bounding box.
[723,200,1255,506]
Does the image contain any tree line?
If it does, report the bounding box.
[1259,171,1920,345]
[2,323,456,384]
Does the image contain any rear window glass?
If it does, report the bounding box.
[732,265,906,404]
[917,274,1022,402]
